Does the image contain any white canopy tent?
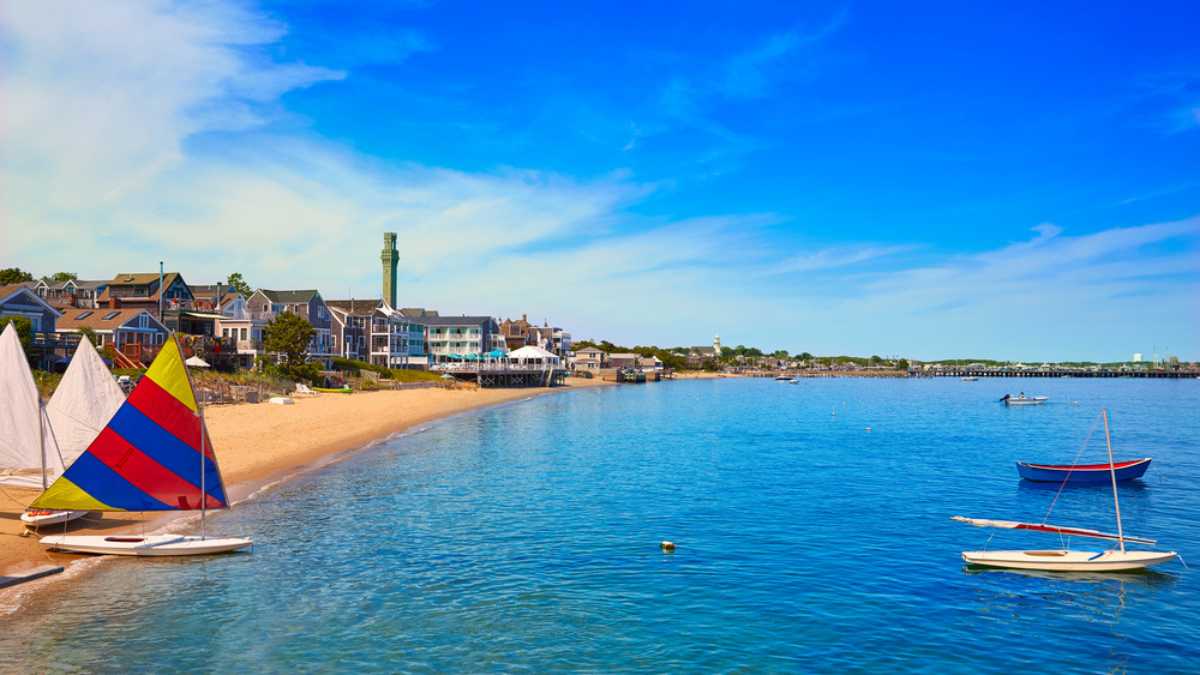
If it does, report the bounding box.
[185,355,211,368]
[507,345,561,367]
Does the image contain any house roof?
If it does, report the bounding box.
[56,308,163,332]
[258,289,320,304]
[576,347,605,355]
[609,352,639,359]
[412,315,494,326]
[326,299,382,316]
[99,272,187,301]
[0,284,64,317]
[399,307,439,318]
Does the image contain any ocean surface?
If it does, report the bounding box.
[4,377,1200,672]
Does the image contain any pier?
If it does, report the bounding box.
[919,366,1198,379]
[435,362,569,388]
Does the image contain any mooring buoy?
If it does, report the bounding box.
[660,540,676,552]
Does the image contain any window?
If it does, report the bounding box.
[76,311,93,320]
[102,311,120,320]
[240,327,247,340]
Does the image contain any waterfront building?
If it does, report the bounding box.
[500,315,535,351]
[55,307,169,367]
[573,346,608,371]
[32,278,108,309]
[416,315,501,363]
[609,352,640,370]
[247,289,334,367]
[327,299,374,361]
[0,284,63,370]
[98,272,194,318]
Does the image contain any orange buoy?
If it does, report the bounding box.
[660,540,676,552]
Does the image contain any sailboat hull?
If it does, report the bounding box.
[20,510,91,528]
[40,534,252,556]
[962,549,1176,572]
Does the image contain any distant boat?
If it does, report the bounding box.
[961,376,979,382]
[1017,458,1151,483]
[1000,394,1048,406]
[775,375,791,381]
[955,410,1176,572]
[787,378,801,384]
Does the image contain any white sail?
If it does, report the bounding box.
[46,337,125,472]
[0,323,57,488]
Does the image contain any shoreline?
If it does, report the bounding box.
[0,377,614,614]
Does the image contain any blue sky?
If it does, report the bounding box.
[2,1,1198,360]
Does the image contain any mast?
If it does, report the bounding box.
[38,402,47,491]
[176,332,207,540]
[1102,409,1125,553]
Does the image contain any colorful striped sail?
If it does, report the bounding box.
[31,337,228,512]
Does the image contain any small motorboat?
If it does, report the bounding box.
[1017,458,1151,483]
[774,375,791,381]
[961,376,979,381]
[1001,393,1048,405]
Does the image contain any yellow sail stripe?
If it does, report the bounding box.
[30,476,120,511]
[143,337,197,412]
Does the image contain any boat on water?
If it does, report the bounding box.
[1017,457,1151,483]
[961,376,979,382]
[1000,393,1048,405]
[774,375,791,381]
[33,335,252,557]
[955,410,1175,572]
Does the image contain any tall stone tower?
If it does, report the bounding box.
[713,334,721,356]
[381,232,398,308]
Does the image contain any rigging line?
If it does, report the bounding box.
[1042,411,1102,525]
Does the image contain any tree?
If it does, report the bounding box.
[44,272,77,283]
[226,272,252,298]
[78,326,99,347]
[870,355,882,365]
[263,312,317,381]
[0,268,34,284]
[799,352,814,361]
[0,316,33,351]
[897,358,910,372]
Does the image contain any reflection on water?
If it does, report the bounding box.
[2,378,1198,671]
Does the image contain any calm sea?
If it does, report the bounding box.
[4,378,1200,672]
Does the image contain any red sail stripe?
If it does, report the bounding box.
[88,427,225,510]
[127,375,215,459]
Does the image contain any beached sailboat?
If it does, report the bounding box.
[33,336,252,556]
[0,324,88,527]
[955,410,1175,572]
[21,337,127,528]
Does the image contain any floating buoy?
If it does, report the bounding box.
[865,426,872,432]
[660,540,676,552]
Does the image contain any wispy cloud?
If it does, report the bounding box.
[757,244,913,276]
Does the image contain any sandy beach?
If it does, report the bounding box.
[0,377,611,588]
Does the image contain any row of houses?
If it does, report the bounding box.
[2,235,578,374]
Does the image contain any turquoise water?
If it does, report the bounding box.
[4,378,1200,672]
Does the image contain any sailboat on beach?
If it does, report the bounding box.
[954,409,1176,572]
[21,335,126,528]
[0,324,89,527]
[32,335,252,556]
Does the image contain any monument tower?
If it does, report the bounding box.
[381,232,398,308]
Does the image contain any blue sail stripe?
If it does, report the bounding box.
[105,403,227,505]
[63,452,172,511]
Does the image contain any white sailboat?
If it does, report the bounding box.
[21,337,126,528]
[955,409,1176,572]
[0,324,86,527]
